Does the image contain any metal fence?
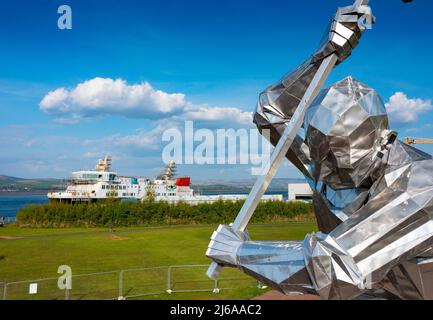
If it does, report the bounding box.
[120,267,167,299]
[0,282,4,300]
[2,265,262,300]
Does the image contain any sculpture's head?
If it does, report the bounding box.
[304,77,390,189]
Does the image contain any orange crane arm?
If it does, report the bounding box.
[406,137,433,145]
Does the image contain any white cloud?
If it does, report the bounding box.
[108,131,159,149]
[82,151,102,159]
[36,77,255,168]
[40,77,187,119]
[53,114,83,125]
[39,77,253,128]
[40,88,70,113]
[83,124,167,153]
[385,92,433,124]
[182,105,252,126]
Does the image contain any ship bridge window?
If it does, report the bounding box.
[109,174,116,181]
[102,185,105,190]
[81,173,99,179]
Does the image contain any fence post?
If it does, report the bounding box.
[213,279,220,294]
[118,270,123,299]
[166,266,172,294]
[3,283,7,300]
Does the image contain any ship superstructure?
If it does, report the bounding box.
[48,155,149,202]
[48,156,283,203]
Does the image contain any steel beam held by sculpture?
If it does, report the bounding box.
[205,0,430,300]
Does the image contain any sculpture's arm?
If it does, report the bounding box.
[207,177,433,300]
[254,2,373,179]
[305,167,433,300]
[205,225,315,294]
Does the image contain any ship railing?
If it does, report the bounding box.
[47,190,64,195]
[65,179,100,185]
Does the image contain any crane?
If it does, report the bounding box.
[405,137,433,145]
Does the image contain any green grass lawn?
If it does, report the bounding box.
[0,223,317,300]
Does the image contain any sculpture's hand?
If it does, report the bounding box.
[205,225,250,267]
[315,2,374,63]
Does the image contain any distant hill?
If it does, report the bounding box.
[0,175,64,192]
[0,174,304,194]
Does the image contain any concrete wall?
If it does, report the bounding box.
[288,183,313,201]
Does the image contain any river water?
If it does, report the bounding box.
[0,194,48,221]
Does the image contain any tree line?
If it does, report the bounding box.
[16,199,315,228]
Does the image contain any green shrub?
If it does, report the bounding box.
[16,200,314,228]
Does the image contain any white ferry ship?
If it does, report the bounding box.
[48,155,283,204]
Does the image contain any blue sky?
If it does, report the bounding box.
[0,0,432,179]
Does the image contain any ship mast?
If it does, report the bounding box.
[95,155,112,172]
[157,160,176,180]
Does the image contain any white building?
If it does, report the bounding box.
[288,183,313,201]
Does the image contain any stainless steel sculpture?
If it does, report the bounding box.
[206,0,432,300]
